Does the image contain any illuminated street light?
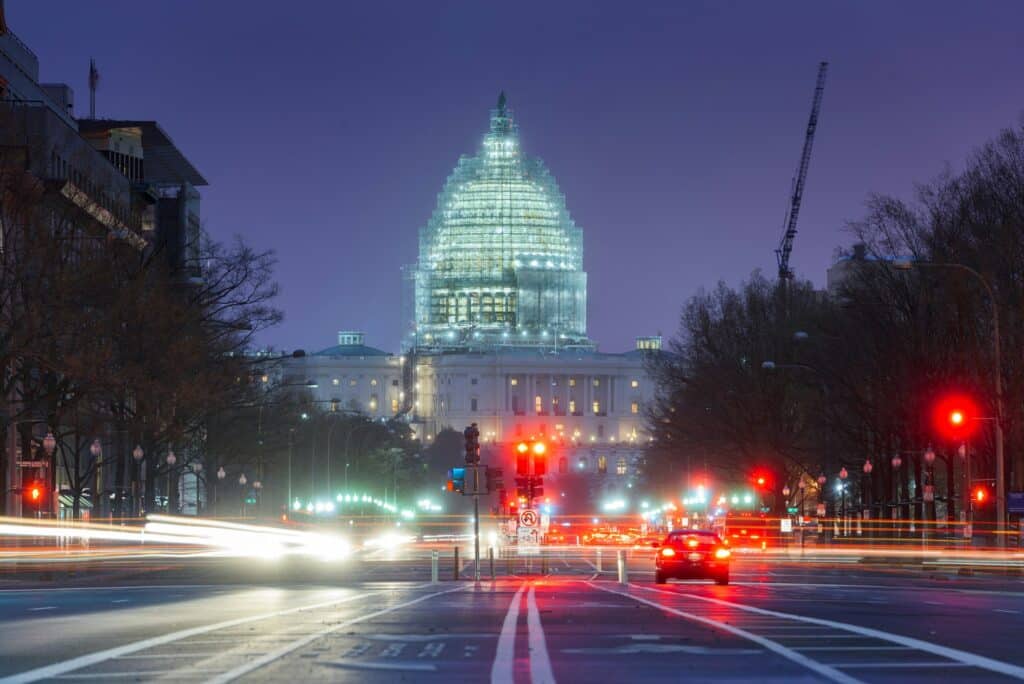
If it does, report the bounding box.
[891,454,902,469]
[43,432,56,456]
[863,459,873,474]
[90,439,102,458]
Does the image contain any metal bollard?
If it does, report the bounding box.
[431,550,439,583]
[617,549,628,584]
[453,546,460,581]
[489,547,495,581]
[596,549,602,573]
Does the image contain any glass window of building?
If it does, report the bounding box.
[631,401,640,414]
[471,397,478,412]
[332,378,340,386]
[471,377,478,385]
[349,379,357,387]
[391,398,399,413]
[369,395,379,412]
[598,456,607,474]
[592,378,600,387]
[330,399,340,412]
[534,395,543,414]
[371,379,378,387]
[510,378,518,386]
[569,378,576,387]
[597,424,605,437]
[392,379,399,386]
[578,456,588,470]
[569,399,576,414]
[616,457,627,475]
[631,379,639,388]
[592,400,601,414]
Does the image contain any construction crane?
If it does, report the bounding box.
[775,61,828,282]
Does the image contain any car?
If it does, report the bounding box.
[653,529,731,585]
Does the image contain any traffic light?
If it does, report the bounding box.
[463,423,480,464]
[516,442,530,475]
[486,466,504,492]
[752,471,770,490]
[22,480,45,511]
[447,467,466,494]
[532,441,547,475]
[972,485,990,506]
[933,394,980,440]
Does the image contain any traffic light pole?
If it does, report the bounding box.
[473,489,481,583]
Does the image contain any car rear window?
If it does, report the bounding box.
[666,531,721,545]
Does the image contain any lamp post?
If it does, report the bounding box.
[891,454,902,538]
[893,260,1005,546]
[132,445,144,516]
[216,466,226,516]
[165,451,177,513]
[798,479,807,518]
[838,467,848,536]
[923,445,936,544]
[89,439,102,515]
[192,462,203,515]
[239,473,247,518]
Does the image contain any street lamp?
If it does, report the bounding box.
[165,451,177,513]
[132,445,144,516]
[838,467,849,536]
[893,259,1006,545]
[782,485,791,498]
[238,473,247,486]
[90,439,102,458]
[43,432,56,456]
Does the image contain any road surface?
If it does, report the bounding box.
[1,559,1023,682]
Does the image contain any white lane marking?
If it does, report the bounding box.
[53,671,220,679]
[527,586,556,684]
[994,609,1021,614]
[205,586,464,684]
[490,583,525,684]
[637,584,1024,680]
[28,606,56,612]
[795,646,912,652]
[588,583,860,684]
[923,601,944,606]
[0,588,400,684]
[322,660,438,672]
[834,662,971,669]
[111,599,129,604]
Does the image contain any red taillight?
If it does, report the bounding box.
[714,547,731,560]
[661,547,676,557]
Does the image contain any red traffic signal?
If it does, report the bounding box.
[973,485,989,505]
[933,394,980,440]
[22,481,45,509]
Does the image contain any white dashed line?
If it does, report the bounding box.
[28,606,56,612]
[994,609,1021,614]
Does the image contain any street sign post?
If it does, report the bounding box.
[519,508,539,528]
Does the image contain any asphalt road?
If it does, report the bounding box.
[1,558,1023,683]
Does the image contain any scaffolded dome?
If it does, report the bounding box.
[412,94,589,350]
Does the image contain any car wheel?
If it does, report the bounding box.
[655,571,667,584]
[714,573,729,586]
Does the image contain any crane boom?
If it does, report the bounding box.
[776,61,828,281]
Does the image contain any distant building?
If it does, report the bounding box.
[283,95,658,503]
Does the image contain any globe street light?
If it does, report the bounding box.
[165,451,177,512]
[132,445,144,516]
[43,431,56,456]
[90,439,102,458]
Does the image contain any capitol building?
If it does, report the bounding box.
[286,95,657,487]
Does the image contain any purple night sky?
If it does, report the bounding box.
[11,2,1024,353]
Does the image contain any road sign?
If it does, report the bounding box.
[517,525,540,555]
[17,461,47,468]
[463,465,487,495]
[519,508,539,528]
[1009,491,1024,514]
[779,518,793,533]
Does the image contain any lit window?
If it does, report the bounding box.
[332,378,340,386]
[569,378,576,387]
[592,378,600,387]
[349,379,357,387]
[593,401,601,414]
[330,399,340,412]
[471,398,478,412]
[598,456,607,474]
[631,379,639,388]
[535,395,543,413]
[617,458,627,475]
[631,402,640,414]
[391,398,399,413]
[555,424,564,431]
[510,378,518,386]
[369,395,379,412]
[569,400,576,414]
[371,378,378,387]
[260,374,269,383]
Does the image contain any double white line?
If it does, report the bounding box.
[491,583,556,684]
